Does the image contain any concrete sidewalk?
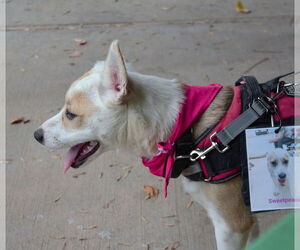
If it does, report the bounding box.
[7,0,293,249]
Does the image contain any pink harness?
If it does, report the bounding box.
[142,84,223,196]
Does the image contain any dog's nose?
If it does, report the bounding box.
[34,128,44,144]
[279,173,286,179]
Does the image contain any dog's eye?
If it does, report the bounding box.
[271,160,278,167]
[65,109,77,120]
[282,159,289,165]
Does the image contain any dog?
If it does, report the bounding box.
[34,40,255,250]
[267,148,292,197]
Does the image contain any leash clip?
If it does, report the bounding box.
[190,132,229,161]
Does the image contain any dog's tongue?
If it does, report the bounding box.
[63,143,84,173]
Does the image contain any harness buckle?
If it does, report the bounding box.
[189,132,229,161]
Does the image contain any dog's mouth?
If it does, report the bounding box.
[63,140,100,173]
[278,178,286,186]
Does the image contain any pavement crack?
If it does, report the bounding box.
[4,15,293,32]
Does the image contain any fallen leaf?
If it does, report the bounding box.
[23,119,30,124]
[99,172,104,178]
[140,216,149,223]
[54,194,63,203]
[78,238,88,241]
[72,172,86,178]
[83,225,97,230]
[74,39,87,46]
[102,203,110,209]
[143,185,159,199]
[50,236,66,240]
[235,1,251,13]
[117,169,131,182]
[170,241,180,250]
[162,223,175,227]
[122,166,132,170]
[63,10,71,15]
[102,199,115,209]
[68,50,82,57]
[10,117,24,124]
[186,201,193,208]
[161,215,176,218]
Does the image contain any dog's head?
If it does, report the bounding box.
[267,148,290,186]
[34,40,130,172]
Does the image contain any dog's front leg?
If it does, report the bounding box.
[182,177,253,250]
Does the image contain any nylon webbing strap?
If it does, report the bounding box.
[216,99,269,146]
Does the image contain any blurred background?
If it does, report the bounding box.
[6,0,293,249]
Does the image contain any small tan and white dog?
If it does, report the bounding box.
[34,40,255,250]
[267,148,291,197]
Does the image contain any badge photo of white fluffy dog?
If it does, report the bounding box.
[267,148,292,197]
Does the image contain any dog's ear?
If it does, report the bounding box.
[103,40,128,104]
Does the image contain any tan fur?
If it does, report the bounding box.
[63,91,98,129]
[192,86,233,136]
[191,86,254,233]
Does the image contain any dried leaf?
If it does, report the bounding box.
[122,166,132,170]
[161,215,176,218]
[235,1,251,13]
[72,172,86,178]
[161,223,175,227]
[102,199,115,209]
[54,194,63,203]
[99,172,104,178]
[78,238,88,241]
[117,169,131,181]
[143,185,159,199]
[83,225,97,230]
[141,216,149,223]
[23,119,30,124]
[186,201,193,208]
[170,241,180,250]
[10,117,24,124]
[74,39,87,46]
[78,209,89,214]
[102,203,110,209]
[68,50,82,57]
[63,10,71,15]
[50,236,66,240]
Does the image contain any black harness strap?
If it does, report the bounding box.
[171,128,195,178]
